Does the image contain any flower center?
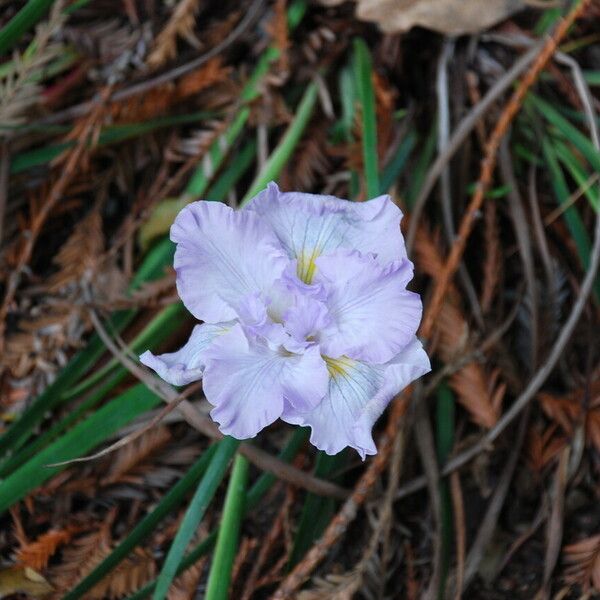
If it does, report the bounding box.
[323,355,355,380]
[297,248,321,284]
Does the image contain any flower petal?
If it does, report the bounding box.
[316,250,422,363]
[139,321,234,386]
[202,324,328,439]
[171,200,288,322]
[351,339,431,455]
[283,340,430,458]
[245,183,406,283]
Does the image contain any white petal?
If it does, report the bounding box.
[172,201,288,322]
[283,339,430,458]
[316,250,422,364]
[245,183,406,283]
[139,321,234,386]
[202,324,328,439]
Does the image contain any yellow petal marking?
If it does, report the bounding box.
[323,355,356,380]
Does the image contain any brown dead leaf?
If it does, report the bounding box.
[414,223,503,428]
[538,380,600,452]
[0,566,53,599]
[320,0,532,35]
[16,525,83,571]
[563,534,600,593]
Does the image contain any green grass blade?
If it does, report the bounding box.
[529,94,600,174]
[406,120,437,210]
[138,138,256,250]
[139,0,308,245]
[0,384,161,515]
[353,38,379,198]
[244,427,309,509]
[379,129,418,194]
[0,303,186,476]
[554,138,599,210]
[240,80,320,205]
[125,428,309,600]
[0,0,55,56]
[10,112,217,173]
[152,436,240,600]
[0,240,174,458]
[541,137,600,302]
[205,455,249,600]
[62,445,218,600]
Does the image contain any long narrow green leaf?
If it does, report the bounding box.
[63,445,218,600]
[240,80,320,205]
[0,303,186,476]
[541,137,600,302]
[0,239,174,458]
[0,0,54,56]
[138,138,256,250]
[530,94,600,174]
[554,138,599,210]
[10,112,217,173]
[379,130,418,194]
[153,437,240,600]
[406,120,437,209]
[0,384,161,514]
[125,428,309,600]
[205,455,249,600]
[139,0,308,246]
[62,303,186,403]
[353,38,379,198]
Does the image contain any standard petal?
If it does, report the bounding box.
[283,340,430,458]
[202,324,328,439]
[171,200,288,322]
[245,183,406,283]
[139,321,234,386]
[316,251,422,364]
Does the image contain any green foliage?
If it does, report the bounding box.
[205,455,249,600]
[153,437,240,599]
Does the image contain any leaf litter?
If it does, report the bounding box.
[0,0,599,598]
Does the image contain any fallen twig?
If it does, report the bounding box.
[86,301,350,501]
[270,393,409,599]
[420,0,593,338]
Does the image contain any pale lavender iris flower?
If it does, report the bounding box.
[140,183,430,458]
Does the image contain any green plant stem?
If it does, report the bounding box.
[62,445,218,600]
[0,0,55,56]
[353,38,380,198]
[125,428,309,600]
[152,437,240,600]
[205,455,249,600]
[240,80,320,205]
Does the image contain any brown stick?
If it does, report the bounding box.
[87,303,350,501]
[419,0,592,339]
[270,394,408,599]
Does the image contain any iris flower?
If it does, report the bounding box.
[141,183,430,458]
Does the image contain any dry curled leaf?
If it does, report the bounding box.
[538,381,600,452]
[563,534,600,593]
[414,223,503,428]
[320,0,533,35]
[16,525,82,571]
[48,529,155,599]
[147,0,202,68]
[0,566,53,599]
